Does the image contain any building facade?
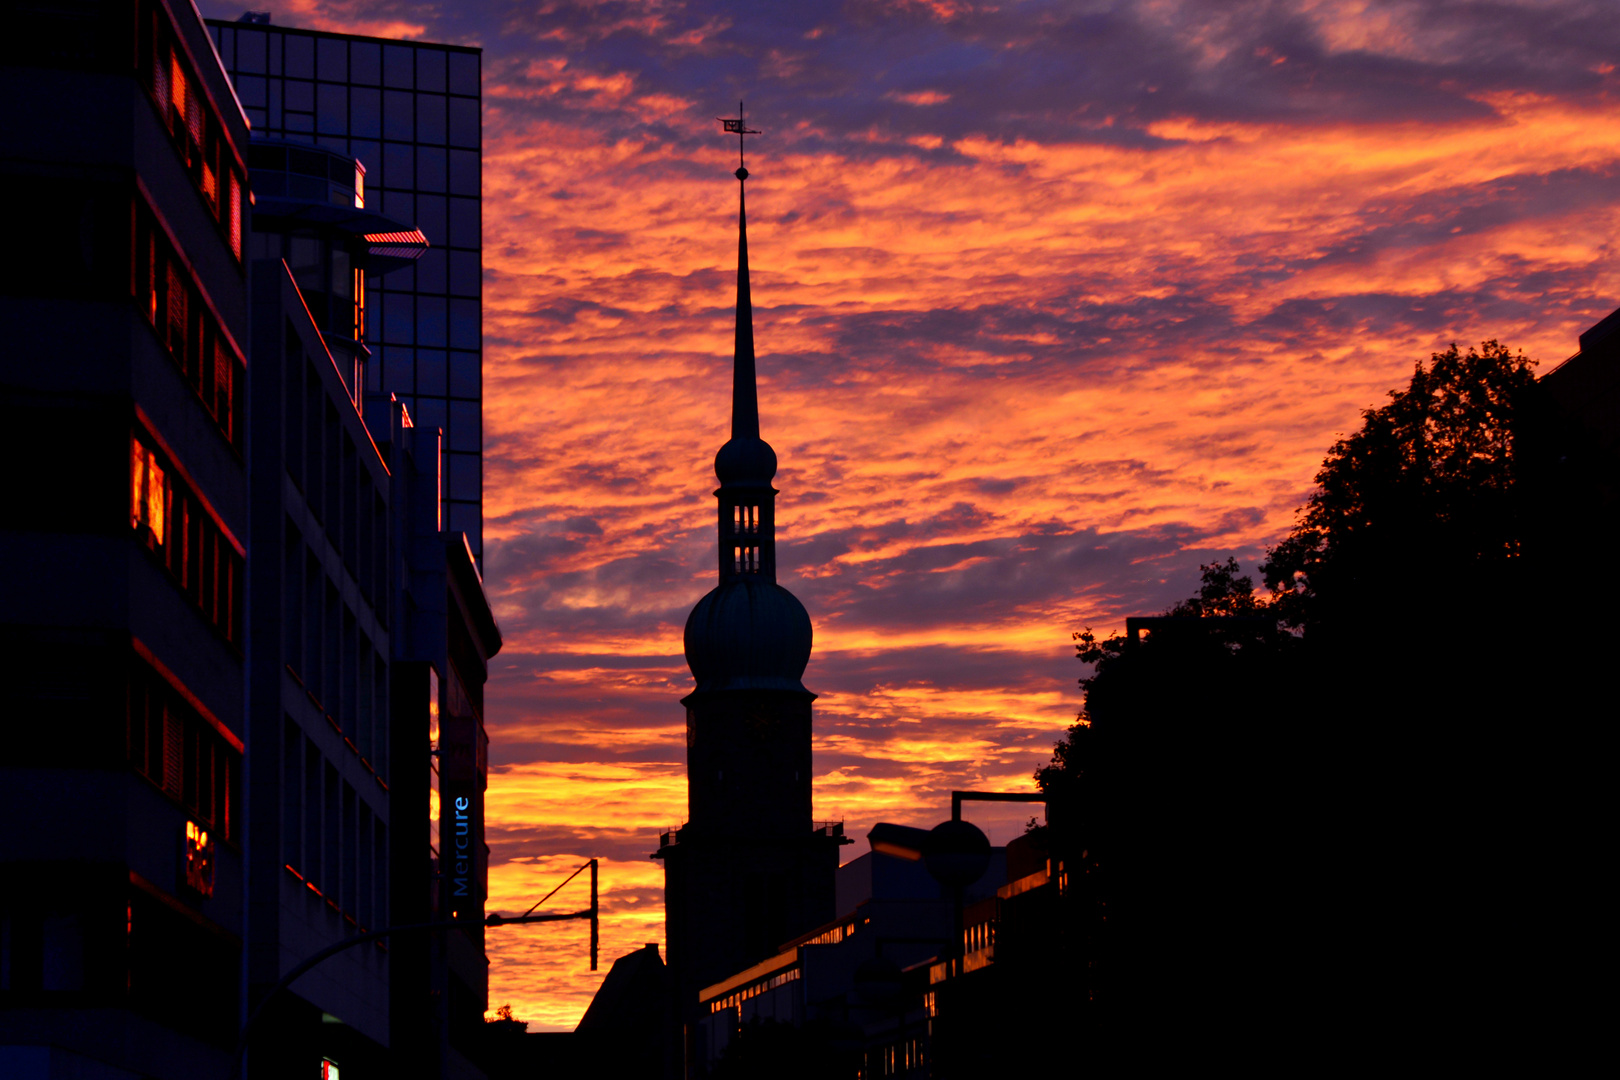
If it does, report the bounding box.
[655,163,847,1071]
[0,1,250,1075]
[241,109,498,1080]
[207,17,486,561]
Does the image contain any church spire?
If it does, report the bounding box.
[712,104,778,583]
[732,172,759,441]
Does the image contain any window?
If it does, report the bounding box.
[138,0,246,261]
[734,545,758,573]
[132,194,245,449]
[130,432,245,646]
[127,651,240,843]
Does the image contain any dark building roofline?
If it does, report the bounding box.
[203,15,482,53]
[448,531,501,658]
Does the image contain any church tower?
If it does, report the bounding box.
[655,118,846,1042]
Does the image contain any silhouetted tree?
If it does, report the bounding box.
[1261,340,1537,635]
[1039,341,1564,1057]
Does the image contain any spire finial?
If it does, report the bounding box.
[718,101,760,181]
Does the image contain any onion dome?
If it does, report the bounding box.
[715,436,777,487]
[684,577,813,694]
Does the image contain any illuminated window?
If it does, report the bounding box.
[130,432,245,645]
[130,438,167,545]
[429,667,441,910]
[128,652,240,842]
[139,0,246,264]
[185,821,215,896]
[132,194,245,448]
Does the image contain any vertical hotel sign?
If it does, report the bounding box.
[450,792,473,919]
[441,667,480,921]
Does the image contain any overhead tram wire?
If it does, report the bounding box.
[228,859,600,1080]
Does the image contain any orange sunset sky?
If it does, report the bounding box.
[205,0,1620,1029]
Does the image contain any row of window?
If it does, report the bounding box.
[140,0,244,261]
[127,651,241,844]
[358,143,480,200]
[283,719,388,932]
[733,504,760,535]
[234,78,481,149]
[372,245,482,297]
[284,521,390,780]
[284,350,390,615]
[372,290,481,348]
[708,966,802,1014]
[133,195,245,449]
[734,545,761,574]
[131,433,245,647]
[376,346,481,403]
[860,1037,927,1079]
[214,26,479,96]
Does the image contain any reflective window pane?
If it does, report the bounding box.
[449,250,479,297]
[449,351,479,399]
[383,90,413,141]
[237,29,266,74]
[351,42,381,85]
[449,404,480,451]
[383,143,413,190]
[317,84,347,134]
[351,88,380,139]
[415,195,447,247]
[317,37,347,82]
[449,298,479,349]
[448,198,479,248]
[412,395,444,433]
[448,97,478,148]
[236,74,266,108]
[286,35,314,78]
[416,349,447,394]
[384,44,414,88]
[417,297,447,348]
[418,95,447,146]
[448,452,480,495]
[448,150,478,196]
[417,147,447,193]
[415,248,447,293]
[382,293,414,343]
[447,501,479,540]
[416,49,446,93]
[383,347,414,393]
[381,190,413,224]
[448,51,478,96]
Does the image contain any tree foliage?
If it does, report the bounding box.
[1260,340,1536,632]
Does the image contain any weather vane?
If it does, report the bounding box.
[717,101,760,179]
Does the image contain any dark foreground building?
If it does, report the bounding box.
[0,1,250,1075]
[1,5,499,1078]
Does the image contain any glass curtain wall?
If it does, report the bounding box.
[208,21,484,560]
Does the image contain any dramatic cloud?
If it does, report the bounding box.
[205,0,1620,1029]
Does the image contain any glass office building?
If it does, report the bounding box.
[207,20,485,560]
